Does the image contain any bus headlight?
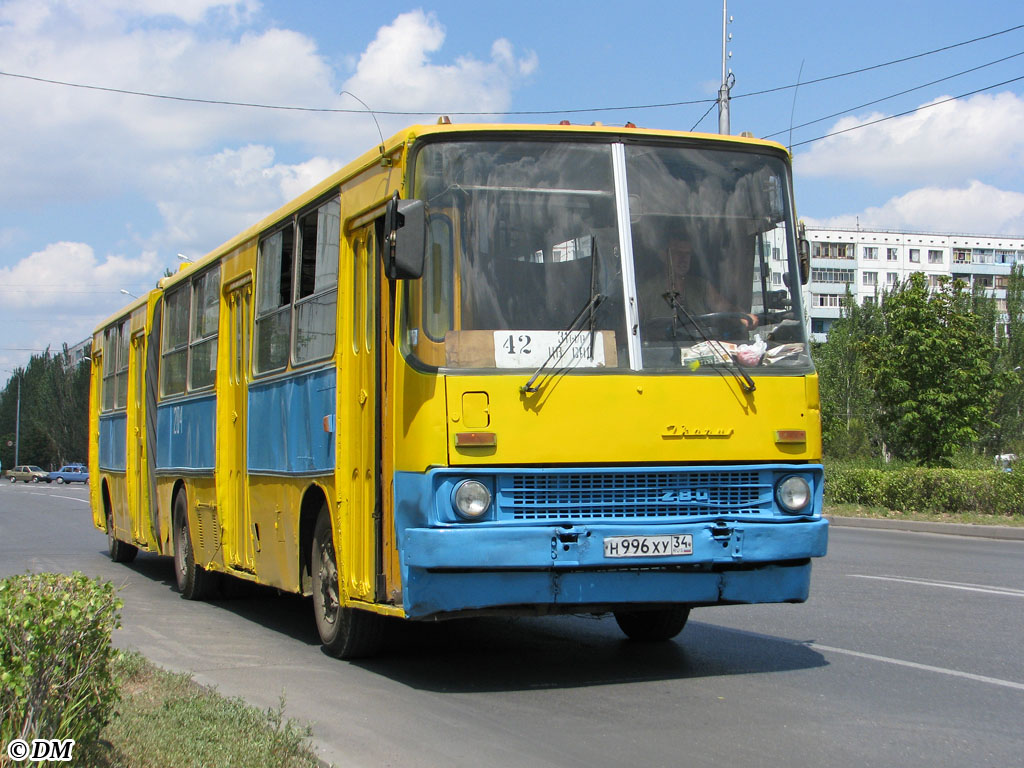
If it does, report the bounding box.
[776,476,811,514]
[452,479,492,520]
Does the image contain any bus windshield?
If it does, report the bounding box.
[404,137,811,375]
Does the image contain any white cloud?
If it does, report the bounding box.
[147,146,343,254]
[0,241,165,370]
[0,5,537,372]
[0,0,259,30]
[0,3,343,207]
[0,242,163,310]
[0,5,536,207]
[803,180,1024,236]
[342,10,537,126]
[795,92,1024,185]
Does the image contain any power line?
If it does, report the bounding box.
[789,74,1024,148]
[0,68,714,116]
[763,49,1024,140]
[689,101,718,132]
[733,22,1024,100]
[1,23,1021,118]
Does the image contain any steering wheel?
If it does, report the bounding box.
[693,311,752,323]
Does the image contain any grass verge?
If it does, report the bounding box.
[825,503,1024,527]
[91,651,320,768]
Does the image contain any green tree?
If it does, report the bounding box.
[36,346,92,465]
[989,264,1024,456]
[867,272,998,465]
[0,347,91,470]
[814,286,883,458]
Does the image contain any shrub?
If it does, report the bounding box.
[825,467,1024,516]
[0,572,122,759]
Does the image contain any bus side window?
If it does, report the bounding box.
[352,239,361,354]
[161,290,189,396]
[365,229,375,352]
[255,225,294,374]
[189,265,220,390]
[294,198,339,364]
[422,215,454,342]
[101,325,117,410]
[115,320,129,409]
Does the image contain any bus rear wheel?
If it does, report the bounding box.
[613,605,691,641]
[173,491,216,600]
[106,510,138,564]
[312,508,385,659]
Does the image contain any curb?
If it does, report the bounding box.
[827,515,1024,541]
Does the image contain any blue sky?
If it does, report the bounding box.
[2,0,1024,376]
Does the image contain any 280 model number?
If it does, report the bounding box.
[603,534,693,558]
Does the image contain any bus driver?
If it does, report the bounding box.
[639,234,759,336]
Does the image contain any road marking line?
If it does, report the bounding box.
[50,494,89,503]
[19,491,89,504]
[808,643,1024,692]
[850,574,1024,597]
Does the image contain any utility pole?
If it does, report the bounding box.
[718,1,734,135]
[14,373,21,467]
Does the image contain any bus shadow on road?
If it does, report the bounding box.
[118,552,322,646]
[117,553,826,691]
[356,615,828,693]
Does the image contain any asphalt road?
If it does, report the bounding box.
[2,481,1022,768]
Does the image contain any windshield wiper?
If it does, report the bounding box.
[663,291,756,393]
[521,292,606,394]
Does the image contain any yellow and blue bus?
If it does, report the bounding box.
[90,121,828,658]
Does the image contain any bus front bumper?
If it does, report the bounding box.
[398,518,828,619]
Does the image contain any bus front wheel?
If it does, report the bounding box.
[613,605,690,641]
[173,492,216,600]
[312,508,385,659]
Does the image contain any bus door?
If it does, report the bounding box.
[129,331,146,544]
[376,224,400,602]
[225,279,255,572]
[344,226,393,602]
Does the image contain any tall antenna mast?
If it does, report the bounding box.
[718,1,734,134]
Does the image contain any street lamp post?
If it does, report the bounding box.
[3,368,24,468]
[14,373,20,467]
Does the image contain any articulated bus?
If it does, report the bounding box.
[90,122,828,658]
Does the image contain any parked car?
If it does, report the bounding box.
[48,464,89,484]
[8,465,50,483]
[995,453,1017,473]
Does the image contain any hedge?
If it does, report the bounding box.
[825,467,1024,516]
[0,572,122,761]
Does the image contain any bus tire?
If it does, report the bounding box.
[312,507,385,659]
[173,491,216,600]
[613,605,690,641]
[106,510,138,564]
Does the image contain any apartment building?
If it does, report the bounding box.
[804,227,1024,340]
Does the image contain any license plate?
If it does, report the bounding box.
[603,534,693,558]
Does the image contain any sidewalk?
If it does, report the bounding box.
[827,515,1024,541]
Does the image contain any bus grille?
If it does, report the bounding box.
[498,470,772,521]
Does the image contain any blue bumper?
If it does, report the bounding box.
[394,466,828,620]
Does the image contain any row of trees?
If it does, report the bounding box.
[814,265,1024,466]
[0,346,91,472]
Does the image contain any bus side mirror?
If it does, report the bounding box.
[383,193,426,280]
[799,237,810,284]
[797,222,810,284]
